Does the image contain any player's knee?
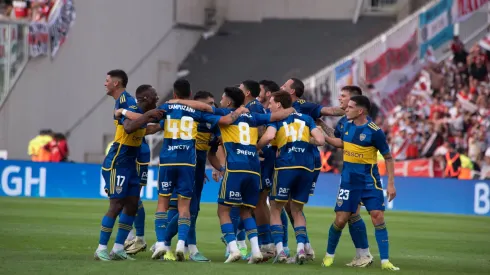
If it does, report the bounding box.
[370,210,384,224]
[334,213,349,229]
[107,199,124,218]
[239,207,253,219]
[217,204,229,218]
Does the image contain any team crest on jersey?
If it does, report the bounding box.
[360,133,366,141]
[206,123,211,129]
[336,198,343,207]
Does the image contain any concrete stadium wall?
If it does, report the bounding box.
[0,0,205,162]
[216,0,359,21]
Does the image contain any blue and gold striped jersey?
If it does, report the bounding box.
[196,122,221,152]
[137,138,150,164]
[246,99,266,114]
[335,116,372,138]
[292,99,322,169]
[261,108,278,170]
[218,108,271,174]
[157,103,221,166]
[268,113,317,171]
[103,91,146,170]
[340,120,390,189]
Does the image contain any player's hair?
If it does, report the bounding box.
[224,87,245,108]
[242,80,260,97]
[350,95,371,112]
[341,85,362,96]
[260,80,280,93]
[194,90,214,100]
[268,81,280,93]
[271,90,292,108]
[290,78,305,98]
[173,79,191,99]
[107,69,128,88]
[135,84,153,96]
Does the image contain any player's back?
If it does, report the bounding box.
[219,109,269,174]
[340,120,388,189]
[272,112,316,171]
[103,91,146,170]
[158,103,208,165]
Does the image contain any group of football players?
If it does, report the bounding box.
[93,69,399,271]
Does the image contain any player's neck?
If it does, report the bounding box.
[291,95,299,102]
[111,88,125,100]
[244,97,254,106]
[353,116,368,126]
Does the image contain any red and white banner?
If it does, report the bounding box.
[378,158,444,178]
[452,0,489,23]
[362,19,422,114]
[479,33,490,51]
[28,0,76,58]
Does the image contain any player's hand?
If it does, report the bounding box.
[145,109,165,120]
[235,106,249,115]
[114,108,124,119]
[387,183,396,202]
[212,169,222,182]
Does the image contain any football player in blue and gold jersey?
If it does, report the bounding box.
[154,91,220,262]
[152,80,249,261]
[214,87,295,264]
[95,71,164,261]
[122,85,160,256]
[321,95,399,271]
[332,85,373,267]
[281,78,345,259]
[257,91,325,264]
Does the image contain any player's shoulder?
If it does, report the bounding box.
[367,121,381,132]
[338,115,348,124]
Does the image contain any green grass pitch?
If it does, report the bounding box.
[1,197,489,274]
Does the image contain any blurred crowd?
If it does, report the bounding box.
[373,36,490,180]
[28,129,69,162]
[1,0,54,22]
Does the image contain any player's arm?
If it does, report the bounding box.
[208,147,225,171]
[115,108,141,120]
[316,119,343,148]
[310,128,326,146]
[167,99,214,113]
[145,124,163,135]
[373,129,396,202]
[320,106,345,117]
[257,126,277,150]
[123,109,165,134]
[217,106,250,125]
[269,107,295,122]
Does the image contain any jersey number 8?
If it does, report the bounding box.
[166,115,194,140]
[283,119,305,142]
[238,122,251,145]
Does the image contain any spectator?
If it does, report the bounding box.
[480,148,490,179]
[444,144,462,179]
[44,133,69,162]
[450,36,468,65]
[27,129,53,162]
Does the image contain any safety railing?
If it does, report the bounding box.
[0,19,29,107]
